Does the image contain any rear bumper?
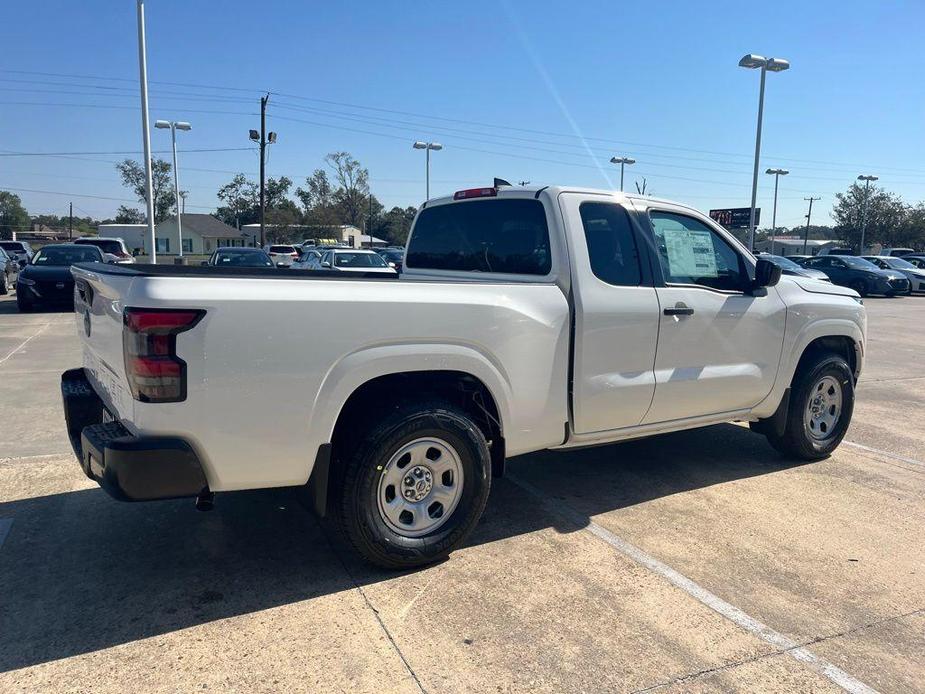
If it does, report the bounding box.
[61,368,208,502]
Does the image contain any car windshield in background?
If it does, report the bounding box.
[379,250,403,262]
[841,256,880,270]
[33,247,102,265]
[334,252,388,268]
[269,246,296,254]
[0,242,27,254]
[407,199,551,275]
[215,250,273,267]
[883,257,916,270]
[76,239,123,254]
[766,254,803,271]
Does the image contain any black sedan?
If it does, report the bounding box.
[205,247,275,267]
[0,247,20,295]
[758,254,830,282]
[17,244,106,312]
[797,254,910,297]
[376,248,405,272]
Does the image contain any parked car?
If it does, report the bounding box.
[0,240,34,265]
[64,184,866,569]
[819,247,855,256]
[376,248,405,272]
[263,244,300,266]
[758,254,830,282]
[0,247,20,295]
[900,254,925,269]
[290,249,322,270]
[861,256,925,292]
[315,248,398,274]
[797,255,909,296]
[73,237,135,263]
[17,244,105,311]
[205,247,275,268]
[880,247,915,257]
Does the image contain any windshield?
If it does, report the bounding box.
[32,247,102,265]
[269,245,295,253]
[213,250,273,267]
[75,239,123,254]
[0,241,26,253]
[883,257,916,270]
[841,256,879,270]
[765,255,802,271]
[334,252,389,268]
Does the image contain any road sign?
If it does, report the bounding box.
[709,207,760,229]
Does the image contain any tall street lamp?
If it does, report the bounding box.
[609,156,636,192]
[155,120,191,258]
[413,141,442,200]
[857,174,879,254]
[765,167,789,253]
[739,53,790,252]
[249,94,277,248]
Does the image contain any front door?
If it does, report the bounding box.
[560,194,661,433]
[640,208,787,424]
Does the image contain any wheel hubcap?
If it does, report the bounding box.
[803,375,843,441]
[377,437,464,537]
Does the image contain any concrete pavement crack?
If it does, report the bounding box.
[631,607,923,693]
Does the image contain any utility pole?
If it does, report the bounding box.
[68,202,73,239]
[802,196,821,254]
[857,174,879,254]
[136,0,156,263]
[367,193,373,248]
[259,94,268,248]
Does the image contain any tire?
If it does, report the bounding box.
[332,399,492,569]
[0,273,7,295]
[765,352,854,460]
[848,279,867,297]
[16,294,32,312]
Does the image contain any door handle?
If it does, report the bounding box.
[663,305,694,316]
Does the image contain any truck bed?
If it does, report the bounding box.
[74,262,403,281]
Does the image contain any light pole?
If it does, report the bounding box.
[802,196,821,254]
[155,120,191,258]
[857,174,879,254]
[739,53,790,252]
[413,141,442,199]
[136,0,156,262]
[609,156,636,192]
[765,167,789,253]
[249,95,277,248]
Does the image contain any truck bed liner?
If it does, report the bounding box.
[73,263,401,281]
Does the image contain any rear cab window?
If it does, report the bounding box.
[406,198,551,275]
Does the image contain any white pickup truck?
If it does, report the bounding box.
[62,185,866,568]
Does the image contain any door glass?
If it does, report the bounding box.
[579,203,641,286]
[650,211,746,291]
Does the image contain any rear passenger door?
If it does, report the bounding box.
[560,194,660,433]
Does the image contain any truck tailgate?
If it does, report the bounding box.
[72,265,135,421]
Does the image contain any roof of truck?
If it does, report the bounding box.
[423,184,698,214]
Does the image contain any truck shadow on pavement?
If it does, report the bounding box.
[0,423,813,672]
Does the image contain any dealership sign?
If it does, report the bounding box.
[709,207,759,229]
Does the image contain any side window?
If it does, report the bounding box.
[649,211,747,292]
[829,258,845,268]
[579,202,641,286]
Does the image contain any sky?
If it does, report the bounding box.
[1,0,923,231]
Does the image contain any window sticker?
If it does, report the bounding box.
[663,228,717,278]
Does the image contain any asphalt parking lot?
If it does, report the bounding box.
[0,294,922,693]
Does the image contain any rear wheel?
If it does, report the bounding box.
[16,293,32,312]
[0,273,7,295]
[765,352,854,460]
[332,400,492,569]
[848,279,867,297]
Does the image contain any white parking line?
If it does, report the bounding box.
[508,474,878,694]
[0,518,12,550]
[842,440,925,468]
[0,322,52,366]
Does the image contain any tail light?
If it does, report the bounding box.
[453,187,498,200]
[123,308,204,403]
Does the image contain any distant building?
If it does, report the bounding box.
[241,223,386,248]
[99,217,248,255]
[754,236,844,257]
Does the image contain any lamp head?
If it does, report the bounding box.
[428,143,443,151]
[249,129,260,142]
[155,120,170,129]
[738,54,767,69]
[175,122,191,131]
[766,58,790,72]
[412,141,427,150]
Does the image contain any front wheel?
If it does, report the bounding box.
[848,279,867,297]
[332,400,492,569]
[765,352,854,460]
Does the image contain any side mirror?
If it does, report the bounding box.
[321,261,331,268]
[753,257,782,289]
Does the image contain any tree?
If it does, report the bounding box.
[296,169,340,229]
[116,159,176,223]
[325,152,369,227]
[380,206,418,245]
[215,173,259,228]
[0,191,30,239]
[833,182,908,252]
[115,206,145,224]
